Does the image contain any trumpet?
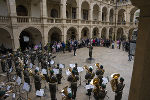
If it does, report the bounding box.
[110,73,120,92]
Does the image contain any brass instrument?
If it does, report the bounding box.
[68,68,76,81]
[61,86,69,100]
[90,78,101,93]
[28,68,33,76]
[39,73,46,80]
[84,65,95,78]
[110,73,120,92]
[95,63,105,73]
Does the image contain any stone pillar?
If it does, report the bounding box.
[12,29,20,51]
[40,0,47,23]
[128,2,150,100]
[7,0,17,23]
[107,8,110,22]
[89,6,93,21]
[63,26,67,43]
[77,1,81,24]
[89,27,92,39]
[78,27,82,40]
[60,0,66,23]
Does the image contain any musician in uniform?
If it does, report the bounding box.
[1,57,6,72]
[115,77,125,100]
[67,70,79,99]
[23,66,30,85]
[34,69,41,91]
[48,70,57,100]
[30,52,36,65]
[56,64,62,84]
[16,65,22,78]
[85,67,95,96]
[96,65,105,86]
[73,63,79,75]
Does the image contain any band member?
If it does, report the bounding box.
[93,84,107,100]
[48,70,57,100]
[115,77,125,100]
[0,91,8,100]
[30,52,36,65]
[23,66,30,85]
[34,69,41,91]
[85,67,95,96]
[1,57,6,72]
[16,65,22,78]
[67,69,79,99]
[56,64,62,84]
[73,63,79,75]
[96,65,105,86]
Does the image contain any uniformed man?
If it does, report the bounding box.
[85,67,95,96]
[73,63,79,75]
[0,91,8,100]
[96,65,105,86]
[30,52,36,65]
[16,65,22,78]
[48,70,57,100]
[67,70,79,99]
[87,45,93,59]
[1,57,6,72]
[115,77,125,100]
[34,69,41,91]
[23,66,30,85]
[56,64,62,84]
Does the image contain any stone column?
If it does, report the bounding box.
[40,0,47,23]
[128,2,150,100]
[7,0,17,23]
[107,8,110,22]
[77,1,81,24]
[89,6,93,21]
[60,0,66,23]
[63,26,67,43]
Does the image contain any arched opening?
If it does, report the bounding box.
[109,9,114,23]
[101,27,107,40]
[47,0,61,18]
[81,27,90,39]
[0,28,13,53]
[109,28,113,40]
[92,27,99,38]
[130,8,140,24]
[16,5,28,16]
[93,4,99,20]
[102,7,107,21]
[81,1,89,20]
[51,9,59,18]
[116,28,126,40]
[118,9,126,24]
[67,27,77,40]
[19,27,42,51]
[66,0,77,19]
[48,27,62,42]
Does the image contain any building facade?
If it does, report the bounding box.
[0,0,139,51]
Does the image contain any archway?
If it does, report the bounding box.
[67,27,77,40]
[109,28,113,40]
[48,27,62,42]
[81,1,89,20]
[66,0,77,19]
[116,28,126,40]
[92,27,99,38]
[93,4,99,20]
[81,27,90,39]
[102,7,107,21]
[130,8,140,23]
[0,28,13,53]
[101,27,107,39]
[109,9,114,23]
[118,9,126,24]
[16,5,28,16]
[19,27,42,51]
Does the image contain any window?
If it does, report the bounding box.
[72,7,76,19]
[83,9,88,20]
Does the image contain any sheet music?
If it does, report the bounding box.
[66,70,71,76]
[50,60,55,65]
[85,85,94,90]
[29,63,33,68]
[23,82,30,92]
[36,89,44,97]
[16,77,21,85]
[69,64,75,68]
[77,67,83,73]
[41,69,47,74]
[59,64,65,68]
[53,69,59,74]
[35,67,40,71]
[102,77,109,85]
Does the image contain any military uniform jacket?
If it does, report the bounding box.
[116,83,125,94]
[48,75,57,93]
[67,75,79,89]
[73,67,79,75]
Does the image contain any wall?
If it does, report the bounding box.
[0,0,8,16]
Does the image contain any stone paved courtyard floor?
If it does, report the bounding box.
[1,47,134,100]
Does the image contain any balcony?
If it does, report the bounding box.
[81,20,90,24]
[47,18,62,23]
[0,16,10,23]
[66,19,78,23]
[92,20,100,24]
[16,16,41,23]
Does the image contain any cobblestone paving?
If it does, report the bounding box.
[1,47,134,100]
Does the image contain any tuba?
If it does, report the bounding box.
[61,86,71,100]
[90,78,101,93]
[110,73,120,92]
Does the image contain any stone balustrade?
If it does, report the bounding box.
[0,16,10,23]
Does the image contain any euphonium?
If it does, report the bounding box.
[110,73,120,92]
[90,78,101,93]
[61,86,69,100]
[68,68,76,80]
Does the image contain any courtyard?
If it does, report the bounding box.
[0,46,134,100]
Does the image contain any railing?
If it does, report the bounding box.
[81,20,91,24]
[17,16,29,23]
[117,22,126,25]
[0,16,10,23]
[92,20,100,24]
[31,17,41,23]
[47,18,62,23]
[102,21,108,25]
